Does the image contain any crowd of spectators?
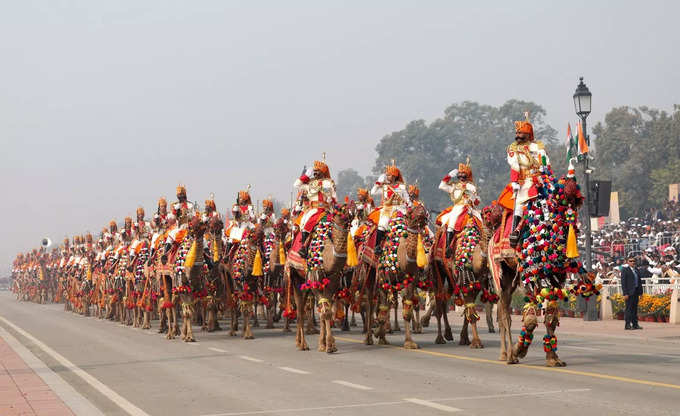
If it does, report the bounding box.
[586,200,680,287]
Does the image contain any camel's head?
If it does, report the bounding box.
[207,216,223,235]
[249,223,265,246]
[481,203,504,230]
[406,204,428,230]
[562,178,584,208]
[331,202,352,229]
[273,218,288,241]
[188,216,207,238]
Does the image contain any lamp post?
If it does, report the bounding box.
[573,76,592,271]
[573,77,597,320]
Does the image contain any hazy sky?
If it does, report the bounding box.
[2,1,679,273]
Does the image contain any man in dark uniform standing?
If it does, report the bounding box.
[620,255,643,330]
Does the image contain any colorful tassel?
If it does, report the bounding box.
[566,224,579,258]
[346,232,358,267]
[252,248,263,277]
[278,241,286,264]
[184,240,197,269]
[416,233,427,268]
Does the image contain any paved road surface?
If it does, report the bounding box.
[0,291,678,416]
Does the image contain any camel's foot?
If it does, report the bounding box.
[506,357,519,365]
[499,351,507,361]
[282,326,292,333]
[420,315,431,328]
[488,328,495,333]
[142,324,150,330]
[183,335,196,343]
[297,341,310,351]
[403,340,419,349]
[470,339,484,349]
[377,336,389,345]
[546,358,567,367]
[253,320,260,328]
[434,334,446,344]
[326,344,337,354]
[341,320,350,332]
[229,330,237,337]
[412,322,423,334]
[166,333,175,340]
[444,327,454,341]
[363,335,374,345]
[350,316,357,327]
[514,344,529,359]
[459,336,470,346]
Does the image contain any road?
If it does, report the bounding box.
[1,291,679,416]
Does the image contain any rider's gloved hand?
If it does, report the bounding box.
[511,182,520,192]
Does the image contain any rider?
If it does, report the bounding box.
[225,188,256,254]
[437,161,482,257]
[370,163,411,256]
[259,199,277,237]
[294,159,337,258]
[172,185,195,227]
[497,113,551,247]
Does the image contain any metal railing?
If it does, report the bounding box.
[601,283,679,296]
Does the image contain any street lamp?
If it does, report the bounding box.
[573,77,592,118]
[573,76,597,321]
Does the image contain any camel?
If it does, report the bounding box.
[202,216,225,333]
[285,203,351,353]
[354,204,428,349]
[483,173,583,367]
[429,220,491,349]
[221,223,266,339]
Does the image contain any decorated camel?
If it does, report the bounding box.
[284,202,352,352]
[354,204,428,348]
[220,223,266,339]
[485,168,584,366]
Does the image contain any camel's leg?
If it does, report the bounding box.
[443,302,454,341]
[266,303,274,329]
[420,295,434,327]
[182,302,196,342]
[158,306,168,333]
[485,302,495,333]
[350,309,357,327]
[282,315,292,333]
[243,302,254,340]
[402,299,419,349]
[229,306,238,336]
[544,302,566,367]
[391,293,401,332]
[412,299,423,334]
[252,303,260,328]
[142,308,151,329]
[294,289,309,351]
[459,318,470,345]
[363,286,374,345]
[341,304,350,331]
[434,299,446,344]
[464,304,483,349]
[325,306,337,353]
[317,302,327,352]
[375,294,390,345]
[166,308,175,339]
[513,306,538,361]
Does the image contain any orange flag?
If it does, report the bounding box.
[578,121,589,154]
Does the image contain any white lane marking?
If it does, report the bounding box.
[404,398,462,412]
[200,400,403,416]
[430,388,591,402]
[239,355,263,363]
[561,345,602,351]
[186,342,201,346]
[0,316,150,416]
[0,325,105,416]
[331,380,373,390]
[208,347,229,353]
[278,366,310,375]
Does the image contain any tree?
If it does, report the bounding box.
[592,105,680,218]
[335,168,368,201]
[372,100,560,212]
